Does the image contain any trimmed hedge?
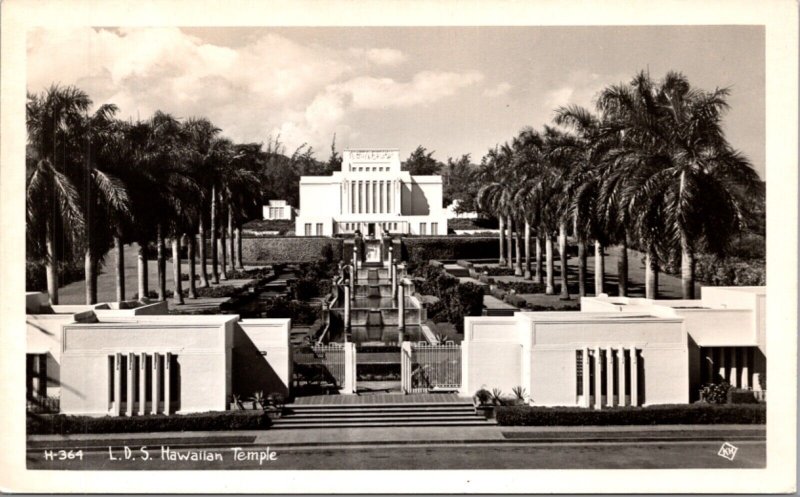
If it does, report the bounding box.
[238,237,343,264]
[27,410,271,435]
[495,403,766,426]
[403,236,499,263]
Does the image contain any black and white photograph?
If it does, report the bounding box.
[0,0,796,494]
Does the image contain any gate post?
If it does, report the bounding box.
[342,342,357,394]
[401,341,413,394]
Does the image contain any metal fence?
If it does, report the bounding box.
[26,396,60,414]
[293,344,346,388]
[402,342,461,393]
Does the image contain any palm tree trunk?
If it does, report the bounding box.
[45,219,59,305]
[545,234,555,295]
[198,211,209,288]
[514,223,523,276]
[559,222,569,299]
[535,234,543,285]
[498,216,506,266]
[523,220,532,279]
[137,242,148,300]
[578,240,587,297]
[211,184,219,284]
[187,233,198,299]
[157,224,166,301]
[114,235,125,302]
[681,233,695,299]
[228,207,235,273]
[645,244,659,299]
[220,202,228,281]
[172,236,184,305]
[506,216,514,268]
[594,240,605,295]
[618,234,629,297]
[236,225,244,270]
[84,246,97,305]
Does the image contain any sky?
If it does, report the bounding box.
[27,25,765,176]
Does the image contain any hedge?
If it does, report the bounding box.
[403,236,500,263]
[236,237,343,264]
[495,403,766,426]
[27,410,271,435]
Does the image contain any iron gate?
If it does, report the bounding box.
[401,342,462,393]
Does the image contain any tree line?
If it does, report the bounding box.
[473,70,764,300]
[26,84,342,305]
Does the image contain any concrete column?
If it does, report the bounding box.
[630,347,639,406]
[139,353,147,415]
[126,353,135,416]
[730,347,738,388]
[581,347,590,407]
[741,349,749,389]
[391,263,397,299]
[397,284,405,330]
[114,353,123,416]
[344,284,351,331]
[348,265,355,296]
[718,347,727,383]
[353,246,359,273]
[164,352,172,415]
[594,347,603,410]
[606,348,615,407]
[342,343,356,394]
[152,352,161,414]
[619,347,627,406]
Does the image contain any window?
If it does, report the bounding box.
[316,223,323,236]
[108,355,116,403]
[576,350,583,395]
[431,222,438,235]
[26,353,47,400]
[419,222,427,235]
[304,223,312,236]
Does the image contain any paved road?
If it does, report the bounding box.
[27,439,764,470]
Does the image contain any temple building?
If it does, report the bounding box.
[295,149,447,237]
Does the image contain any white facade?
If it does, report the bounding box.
[262,199,295,221]
[295,149,447,237]
[461,286,766,407]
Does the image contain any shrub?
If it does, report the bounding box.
[700,382,731,404]
[260,297,319,325]
[661,254,765,286]
[475,264,516,276]
[495,403,766,426]
[27,410,271,435]
[403,237,499,264]
[727,388,760,404]
[496,280,544,294]
[234,237,343,264]
[26,260,84,292]
[473,388,492,406]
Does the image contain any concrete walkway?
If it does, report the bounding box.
[28,424,765,450]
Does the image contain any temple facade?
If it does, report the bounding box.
[295,149,447,237]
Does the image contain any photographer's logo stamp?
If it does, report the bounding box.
[718,442,738,461]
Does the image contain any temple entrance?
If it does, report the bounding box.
[367,222,376,238]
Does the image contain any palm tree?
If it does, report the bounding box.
[74,104,132,304]
[26,85,90,304]
[598,71,762,298]
[184,118,222,288]
[476,145,515,267]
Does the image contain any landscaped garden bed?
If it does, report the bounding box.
[495,403,766,426]
[27,410,272,435]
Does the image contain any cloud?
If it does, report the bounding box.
[483,82,512,97]
[27,27,485,157]
[273,70,484,147]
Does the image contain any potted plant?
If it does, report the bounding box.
[267,392,286,419]
[252,391,266,410]
[511,386,528,406]
[229,394,244,411]
[473,388,494,419]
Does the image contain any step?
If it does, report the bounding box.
[279,414,482,422]
[270,419,493,429]
[286,402,474,410]
[284,411,476,419]
[286,405,475,413]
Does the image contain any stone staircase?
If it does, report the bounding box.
[271,401,493,429]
